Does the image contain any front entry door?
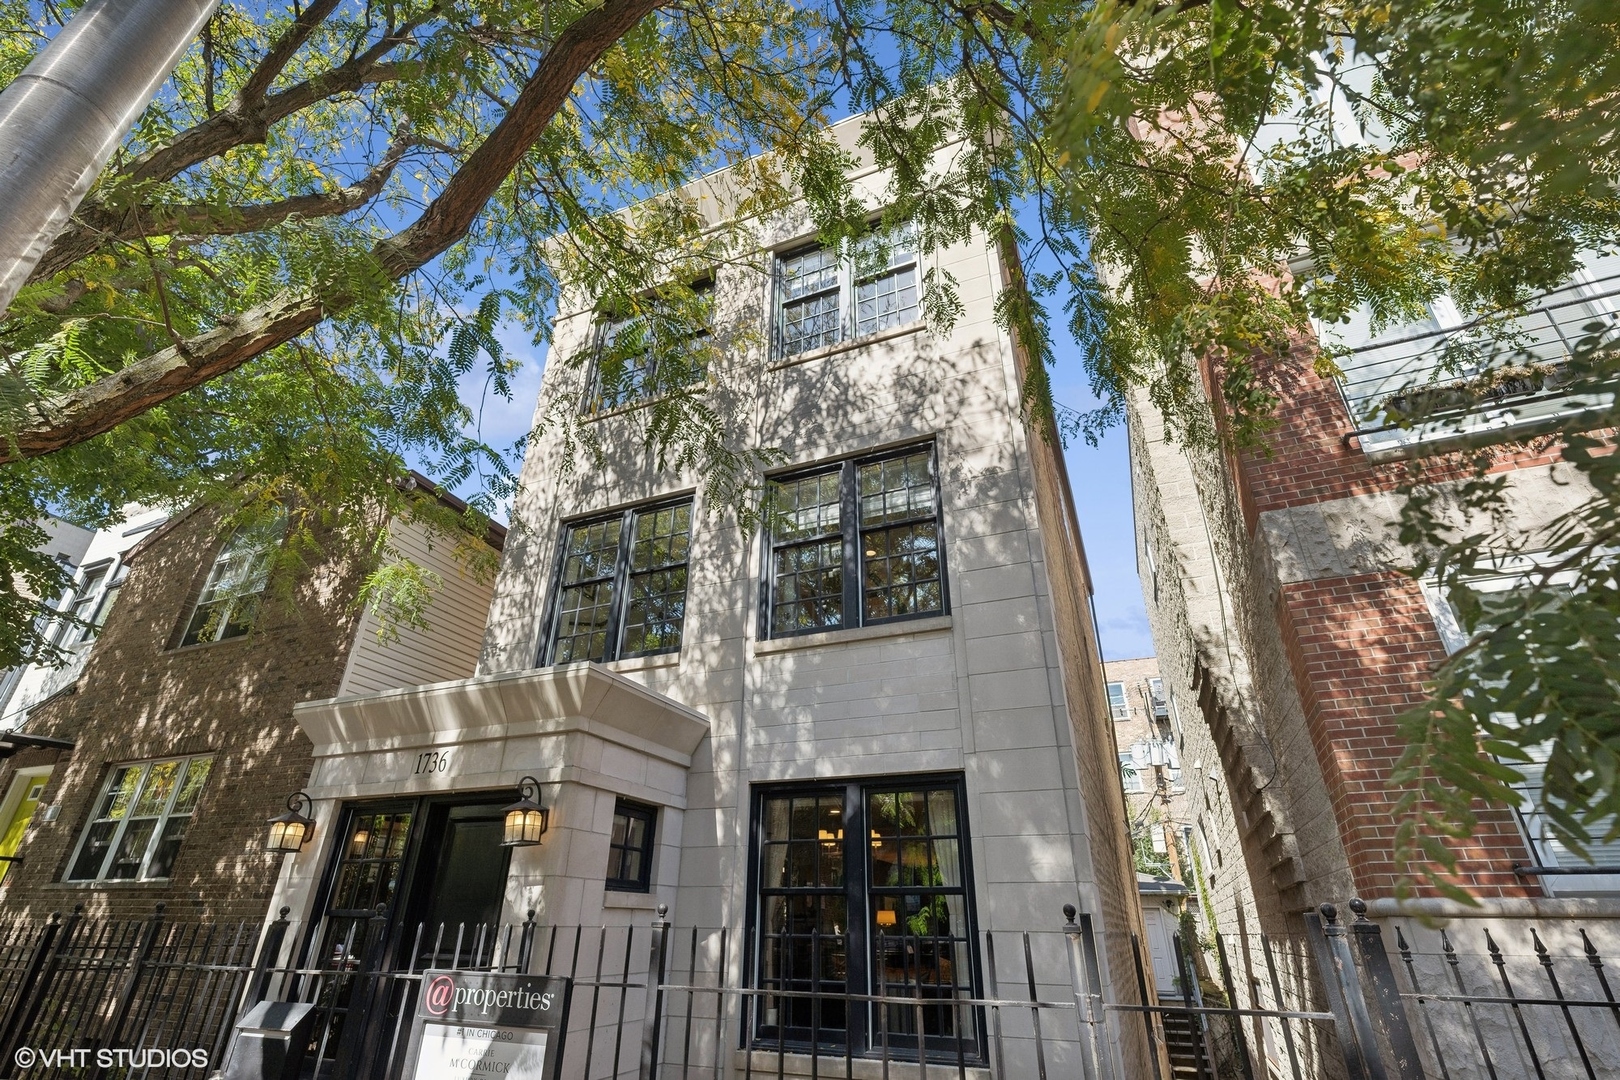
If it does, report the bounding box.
[310,796,514,1080]
[402,802,512,967]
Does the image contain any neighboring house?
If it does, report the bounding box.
[1127,245,1620,1071]
[268,113,1154,1078]
[0,506,167,733]
[0,515,96,725]
[0,479,503,920]
[1102,657,1189,883]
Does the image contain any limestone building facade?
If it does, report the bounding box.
[266,116,1152,1077]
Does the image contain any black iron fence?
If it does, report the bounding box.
[0,899,1618,1078]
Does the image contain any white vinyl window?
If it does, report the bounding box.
[775,225,919,358]
[1106,681,1130,720]
[180,515,285,646]
[1120,753,1143,794]
[65,756,213,882]
[57,563,115,647]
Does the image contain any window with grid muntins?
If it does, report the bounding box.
[766,445,945,638]
[776,226,919,358]
[853,232,919,337]
[858,452,940,621]
[180,515,285,646]
[553,518,623,663]
[587,283,714,413]
[546,500,693,665]
[607,799,657,892]
[66,756,213,882]
[752,777,979,1059]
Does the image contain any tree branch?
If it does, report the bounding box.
[236,0,345,106]
[64,132,414,250]
[1,0,668,463]
[28,58,408,283]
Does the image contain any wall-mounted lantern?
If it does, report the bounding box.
[501,776,550,847]
[266,791,315,853]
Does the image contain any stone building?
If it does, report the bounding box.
[266,114,1154,1077]
[0,482,502,921]
[1127,249,1620,1076]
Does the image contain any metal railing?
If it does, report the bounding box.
[4,898,1620,1078]
[1334,271,1620,455]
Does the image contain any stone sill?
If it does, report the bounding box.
[769,321,927,371]
[602,890,659,910]
[1364,895,1620,920]
[605,652,681,674]
[752,615,952,657]
[734,1049,989,1080]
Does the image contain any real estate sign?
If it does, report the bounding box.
[399,970,571,1080]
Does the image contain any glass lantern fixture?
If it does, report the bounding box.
[502,776,550,847]
[266,791,315,853]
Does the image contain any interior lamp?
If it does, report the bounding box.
[266,792,316,854]
[502,776,551,847]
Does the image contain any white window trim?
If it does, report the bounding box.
[1420,556,1620,896]
[1105,680,1130,720]
[64,755,213,884]
[180,518,284,647]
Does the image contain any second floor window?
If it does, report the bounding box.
[776,226,919,358]
[181,515,285,646]
[66,755,213,882]
[765,445,945,638]
[546,500,693,664]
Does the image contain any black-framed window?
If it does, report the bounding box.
[764,445,945,638]
[544,499,693,665]
[750,775,980,1061]
[775,226,919,358]
[607,799,657,892]
[585,281,714,414]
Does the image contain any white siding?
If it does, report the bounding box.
[338,518,497,696]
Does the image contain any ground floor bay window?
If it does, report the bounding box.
[750,775,982,1062]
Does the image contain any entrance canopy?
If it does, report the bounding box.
[295,662,709,770]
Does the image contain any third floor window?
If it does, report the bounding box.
[544,500,693,665]
[586,282,713,414]
[775,225,919,358]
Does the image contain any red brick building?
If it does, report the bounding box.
[0,486,501,921]
[1129,261,1620,921]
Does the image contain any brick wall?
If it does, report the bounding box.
[0,505,367,922]
[1236,347,1576,520]
[1277,571,1535,899]
[1222,349,1562,899]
